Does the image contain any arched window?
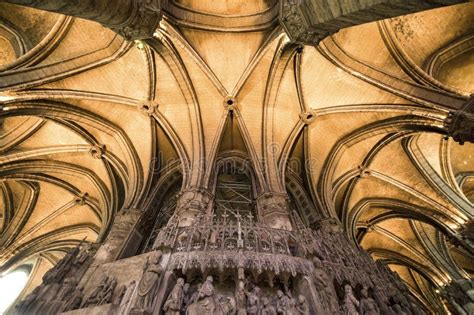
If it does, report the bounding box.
[213,157,257,223]
[0,266,30,314]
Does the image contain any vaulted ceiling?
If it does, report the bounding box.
[0,0,473,310]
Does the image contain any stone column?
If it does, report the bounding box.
[256,192,293,230]
[1,0,162,40]
[174,188,213,227]
[94,209,142,264]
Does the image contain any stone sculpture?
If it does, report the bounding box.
[312,256,340,314]
[163,277,185,315]
[343,284,359,315]
[261,297,277,315]
[62,286,84,312]
[246,285,261,315]
[295,295,309,315]
[359,288,379,315]
[187,275,217,314]
[132,251,164,314]
[276,290,291,315]
[182,283,192,312]
[235,280,247,315]
[118,280,137,314]
[82,275,117,307]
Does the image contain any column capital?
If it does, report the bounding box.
[280,0,468,45]
[444,95,474,145]
[175,188,213,227]
[256,192,292,230]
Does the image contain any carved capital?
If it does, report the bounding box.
[444,95,474,145]
[175,188,213,227]
[256,193,292,230]
[109,0,162,41]
[280,0,328,45]
[3,0,163,41]
[280,0,467,45]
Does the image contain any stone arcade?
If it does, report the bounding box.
[1,0,473,314]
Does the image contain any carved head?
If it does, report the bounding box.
[361,288,368,298]
[206,275,213,283]
[298,295,306,303]
[312,256,323,268]
[277,290,284,298]
[344,284,353,294]
[184,283,190,292]
[152,251,162,264]
[177,278,185,285]
[262,297,269,306]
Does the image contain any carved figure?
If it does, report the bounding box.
[118,280,137,315]
[246,286,261,315]
[406,295,426,315]
[312,257,340,313]
[276,290,291,315]
[261,297,277,315]
[235,280,247,315]
[182,282,192,313]
[82,275,117,307]
[186,276,217,314]
[343,284,359,315]
[359,288,379,315]
[133,251,163,313]
[62,287,84,312]
[99,277,117,305]
[216,294,236,314]
[114,285,127,306]
[163,278,185,315]
[190,282,202,304]
[48,277,76,313]
[15,286,40,314]
[296,295,309,315]
[288,298,298,315]
[391,304,407,315]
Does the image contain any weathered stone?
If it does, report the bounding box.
[280,0,468,44]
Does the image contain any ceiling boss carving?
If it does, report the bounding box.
[0,0,473,314]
